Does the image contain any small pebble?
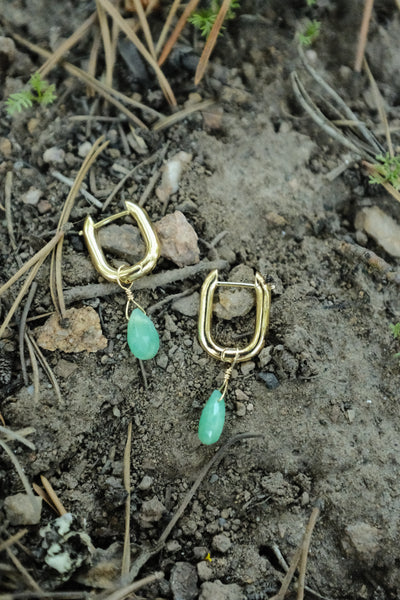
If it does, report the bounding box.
[138,475,153,490]
[235,402,246,417]
[166,539,182,553]
[4,493,42,525]
[199,581,243,600]
[155,211,200,267]
[258,345,273,368]
[37,200,52,214]
[258,372,279,389]
[22,187,42,206]
[139,496,166,526]
[78,141,93,158]
[156,354,169,370]
[0,137,12,158]
[240,361,255,376]
[43,147,65,164]
[214,265,255,320]
[212,533,231,553]
[193,546,208,560]
[0,36,16,67]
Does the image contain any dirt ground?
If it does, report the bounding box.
[1,1,400,599]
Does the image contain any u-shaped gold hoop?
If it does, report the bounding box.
[82,201,160,284]
[198,269,272,363]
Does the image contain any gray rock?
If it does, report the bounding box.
[98,224,144,264]
[197,561,213,581]
[0,36,16,67]
[139,496,166,526]
[170,561,198,600]
[343,522,381,564]
[258,372,279,389]
[212,533,231,553]
[199,580,243,600]
[214,265,255,320]
[22,187,42,206]
[138,475,153,491]
[4,493,42,525]
[172,292,200,317]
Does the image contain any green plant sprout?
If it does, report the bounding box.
[390,322,400,359]
[369,153,400,190]
[298,19,321,46]
[6,72,57,115]
[307,0,317,5]
[189,0,240,38]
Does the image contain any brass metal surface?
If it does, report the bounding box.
[198,269,272,363]
[82,201,160,284]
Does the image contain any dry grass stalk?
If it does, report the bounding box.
[97,0,176,105]
[37,12,97,78]
[158,0,200,66]
[5,171,17,252]
[19,282,38,387]
[87,27,102,96]
[24,333,40,405]
[0,425,35,449]
[354,0,374,72]
[12,33,153,127]
[363,58,394,157]
[131,0,157,59]
[0,439,35,500]
[194,0,232,85]
[100,571,164,600]
[6,547,42,593]
[121,422,133,578]
[0,529,28,553]
[362,161,400,203]
[152,98,214,131]
[155,0,181,56]
[26,332,63,406]
[96,0,115,89]
[39,475,68,516]
[49,136,109,317]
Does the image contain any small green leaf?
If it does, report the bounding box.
[390,322,400,339]
[298,20,321,46]
[5,91,34,115]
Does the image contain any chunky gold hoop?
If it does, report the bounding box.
[82,201,160,284]
[198,269,272,363]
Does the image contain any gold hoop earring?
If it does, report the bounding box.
[197,269,272,445]
[82,201,160,360]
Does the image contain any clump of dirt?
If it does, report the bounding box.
[1,1,400,599]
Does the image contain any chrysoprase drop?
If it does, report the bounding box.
[198,389,225,445]
[127,308,159,360]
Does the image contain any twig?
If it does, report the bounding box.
[194,0,232,85]
[64,259,229,304]
[24,333,40,405]
[155,0,181,56]
[19,282,38,387]
[51,171,103,209]
[87,26,102,96]
[5,171,17,252]
[0,529,28,553]
[147,285,199,315]
[128,433,263,581]
[158,0,200,66]
[335,239,400,284]
[39,475,68,516]
[138,359,149,390]
[121,423,132,579]
[354,0,374,73]
[0,594,88,599]
[96,0,176,106]
[152,99,214,131]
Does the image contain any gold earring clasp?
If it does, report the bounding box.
[82,201,160,284]
[198,269,272,363]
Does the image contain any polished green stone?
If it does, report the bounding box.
[198,389,225,445]
[127,308,159,360]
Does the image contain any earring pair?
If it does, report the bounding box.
[83,201,272,445]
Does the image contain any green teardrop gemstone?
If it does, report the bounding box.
[127,308,159,360]
[198,389,225,445]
